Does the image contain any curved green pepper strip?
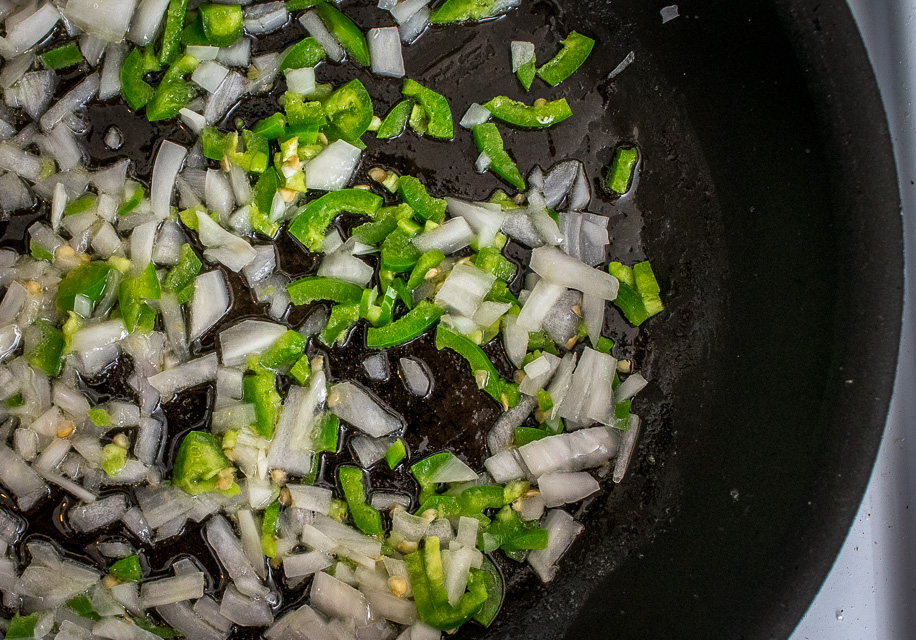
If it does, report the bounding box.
[173,431,239,495]
[25,320,64,377]
[118,263,161,333]
[163,244,202,304]
[199,3,243,47]
[380,229,421,273]
[606,146,638,194]
[288,189,383,252]
[399,176,446,223]
[430,0,516,23]
[314,3,370,66]
[244,371,281,439]
[323,79,374,142]
[39,43,82,70]
[405,540,489,631]
[385,439,407,469]
[279,37,326,72]
[471,123,525,191]
[249,168,281,238]
[537,31,595,86]
[57,262,114,312]
[288,276,364,306]
[376,99,413,139]
[320,303,360,345]
[259,330,306,370]
[403,79,453,139]
[435,325,519,407]
[407,250,445,290]
[366,301,443,348]
[120,48,157,111]
[146,55,199,122]
[159,0,188,66]
[109,555,142,583]
[254,113,287,140]
[338,466,383,535]
[481,96,572,128]
[516,51,536,92]
[607,260,663,326]
[261,500,281,558]
[472,557,503,627]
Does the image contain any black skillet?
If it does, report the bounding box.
[0,0,902,639]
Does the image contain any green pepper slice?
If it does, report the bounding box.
[471,123,525,190]
[163,244,202,304]
[173,431,239,495]
[120,48,157,111]
[366,301,443,348]
[243,371,281,439]
[537,31,595,86]
[159,0,188,65]
[57,262,114,312]
[404,540,489,630]
[338,466,383,535]
[199,3,243,47]
[118,263,161,334]
[606,146,638,194]
[430,0,515,23]
[279,37,326,72]
[259,330,306,370]
[607,260,663,326]
[320,303,360,345]
[376,99,413,139]
[288,189,382,252]
[385,439,407,469]
[314,3,370,66]
[407,250,445,290]
[402,79,453,139]
[250,168,281,238]
[482,96,572,128]
[472,557,503,626]
[323,79,374,142]
[25,320,64,377]
[435,325,519,407]
[288,276,364,306]
[146,56,199,122]
[109,555,142,583]
[39,42,82,70]
[399,176,446,223]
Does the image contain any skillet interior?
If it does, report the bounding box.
[0,1,902,639]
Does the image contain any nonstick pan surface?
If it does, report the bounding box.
[0,1,902,639]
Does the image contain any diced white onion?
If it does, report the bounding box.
[99,42,127,100]
[193,61,230,94]
[65,0,137,43]
[40,72,99,132]
[511,41,535,72]
[284,67,316,94]
[459,103,490,129]
[304,139,362,191]
[140,573,205,608]
[368,27,405,78]
[528,509,583,582]
[613,414,641,483]
[204,72,247,124]
[299,11,345,63]
[530,246,619,300]
[398,5,429,44]
[147,353,218,397]
[128,0,170,46]
[538,471,600,507]
[412,217,475,254]
[219,319,287,366]
[328,382,402,437]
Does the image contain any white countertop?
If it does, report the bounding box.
[791,2,916,638]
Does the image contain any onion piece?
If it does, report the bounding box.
[286,484,333,515]
[428,455,477,484]
[368,27,405,78]
[140,573,206,608]
[193,61,230,93]
[435,263,495,319]
[362,352,390,381]
[219,319,287,366]
[516,279,566,331]
[69,494,128,533]
[299,11,345,62]
[65,0,137,43]
[204,72,247,124]
[99,42,128,100]
[151,140,187,219]
[399,357,431,396]
[328,382,402,437]
[5,4,60,56]
[528,509,583,582]
[128,0,170,46]
[527,189,563,245]
[529,246,619,300]
[484,449,526,483]
[206,515,270,599]
[310,571,371,628]
[284,67,316,94]
[205,168,235,220]
[460,103,490,129]
[217,39,251,68]
[147,353,218,397]
[487,395,536,454]
[317,250,373,287]
[157,601,228,640]
[0,142,43,181]
[412,217,474,254]
[661,5,680,23]
[501,314,529,369]
[613,414,641,483]
[538,471,600,507]
[351,435,395,468]
[615,372,648,404]
[40,72,99,132]
[18,70,57,120]
[243,2,288,34]
[0,443,47,510]
[501,209,544,247]
[568,162,591,210]
[284,551,334,579]
[398,5,429,44]
[236,509,267,579]
[189,271,230,341]
[519,352,561,396]
[541,161,579,210]
[511,41,535,72]
[304,139,362,191]
[187,45,219,61]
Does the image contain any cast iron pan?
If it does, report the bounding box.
[0,0,902,639]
